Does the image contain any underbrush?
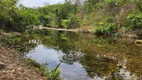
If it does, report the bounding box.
[125,11,142,30]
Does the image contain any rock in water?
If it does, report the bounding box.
[0,62,5,69]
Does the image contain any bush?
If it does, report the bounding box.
[94,22,105,35]
[126,11,142,30]
[61,20,68,28]
[67,15,80,29]
[94,22,116,36]
[61,15,80,29]
[39,15,51,27]
[105,23,116,33]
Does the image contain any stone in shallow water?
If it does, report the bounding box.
[0,62,5,69]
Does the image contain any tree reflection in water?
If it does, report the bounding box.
[24,30,142,80]
[60,50,83,65]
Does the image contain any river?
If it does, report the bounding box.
[22,30,142,80]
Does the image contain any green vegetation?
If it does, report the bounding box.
[126,11,142,30]
[1,27,142,79]
[1,0,142,79]
[0,0,19,31]
[0,34,61,80]
[26,59,61,80]
[0,35,36,53]
[0,0,142,36]
[20,30,142,79]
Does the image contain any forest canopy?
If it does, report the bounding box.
[0,0,141,36]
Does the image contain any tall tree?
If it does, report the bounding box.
[0,0,18,30]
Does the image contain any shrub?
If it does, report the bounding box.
[94,22,106,35]
[67,15,80,29]
[61,15,80,29]
[61,20,68,28]
[105,23,116,33]
[94,22,116,36]
[39,15,51,27]
[126,11,142,30]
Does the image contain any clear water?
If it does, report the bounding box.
[24,30,142,80]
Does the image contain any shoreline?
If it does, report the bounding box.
[0,45,47,80]
[0,29,141,80]
[42,27,140,38]
[42,27,79,32]
[41,27,94,33]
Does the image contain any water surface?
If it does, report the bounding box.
[24,30,142,80]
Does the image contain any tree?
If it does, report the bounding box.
[134,0,142,12]
[0,0,18,30]
[85,0,102,13]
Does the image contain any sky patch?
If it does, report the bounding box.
[18,0,64,7]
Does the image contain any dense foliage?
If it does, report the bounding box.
[0,0,142,35]
[0,0,19,31]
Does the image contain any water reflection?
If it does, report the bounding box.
[25,30,142,80]
[26,45,87,80]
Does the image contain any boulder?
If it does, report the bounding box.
[0,62,5,69]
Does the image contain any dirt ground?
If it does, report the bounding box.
[0,46,46,80]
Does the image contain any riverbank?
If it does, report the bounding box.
[42,27,142,38]
[0,29,142,80]
[42,26,94,33]
[0,32,47,80]
[0,45,47,80]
